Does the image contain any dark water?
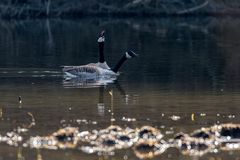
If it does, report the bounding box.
[0,17,240,159]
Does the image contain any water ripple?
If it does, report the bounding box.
[0,68,62,78]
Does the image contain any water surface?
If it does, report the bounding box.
[0,17,240,159]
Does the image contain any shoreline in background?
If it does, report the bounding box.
[0,0,240,19]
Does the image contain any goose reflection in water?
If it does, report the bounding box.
[96,81,128,117]
[62,75,116,88]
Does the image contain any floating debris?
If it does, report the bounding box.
[191,113,195,121]
[76,119,88,124]
[27,112,36,128]
[29,127,79,149]
[0,131,22,147]
[137,126,163,140]
[60,119,66,124]
[170,115,181,121]
[26,123,240,157]
[200,113,206,117]
[16,127,28,134]
[121,117,136,122]
[228,114,236,119]
[92,121,98,125]
[211,123,240,139]
[2,122,240,158]
[171,131,215,156]
[134,140,168,159]
[178,137,213,157]
[221,140,240,151]
[170,123,240,156]
[80,126,136,154]
[165,131,174,135]
[190,128,213,139]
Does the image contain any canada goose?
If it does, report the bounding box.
[62,31,137,79]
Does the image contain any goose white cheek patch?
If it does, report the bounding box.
[98,37,105,43]
[125,52,132,59]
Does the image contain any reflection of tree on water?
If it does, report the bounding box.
[46,19,54,48]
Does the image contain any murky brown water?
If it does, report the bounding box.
[0,17,240,159]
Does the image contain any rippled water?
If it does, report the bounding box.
[0,17,240,159]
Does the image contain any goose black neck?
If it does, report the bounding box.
[112,55,127,73]
[98,42,104,63]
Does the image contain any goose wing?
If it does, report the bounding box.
[63,65,101,77]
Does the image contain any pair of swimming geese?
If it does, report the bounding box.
[63,31,137,79]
